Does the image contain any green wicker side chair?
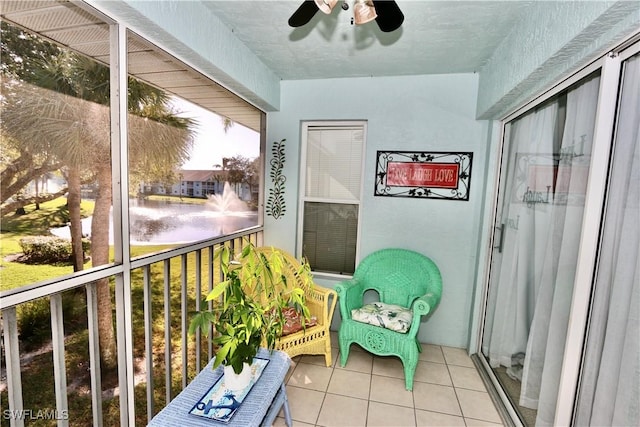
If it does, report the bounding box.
[335,248,442,391]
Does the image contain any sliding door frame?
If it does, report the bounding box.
[475,31,640,426]
[553,51,621,426]
[567,39,640,425]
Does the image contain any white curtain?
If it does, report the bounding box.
[484,101,558,370]
[574,53,640,427]
[520,75,600,425]
[483,72,601,426]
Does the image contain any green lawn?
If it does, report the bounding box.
[1,198,93,291]
[144,194,208,205]
[0,197,215,426]
[0,197,186,291]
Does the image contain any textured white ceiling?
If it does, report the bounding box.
[203,1,535,80]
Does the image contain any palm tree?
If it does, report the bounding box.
[222,116,234,133]
[1,52,194,368]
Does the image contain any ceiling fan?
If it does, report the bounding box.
[288,0,404,33]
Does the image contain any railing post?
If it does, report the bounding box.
[208,246,214,358]
[2,307,24,427]
[163,259,172,403]
[50,294,69,427]
[114,272,135,426]
[195,249,202,371]
[86,282,103,427]
[181,254,188,388]
[110,21,135,427]
[143,266,155,423]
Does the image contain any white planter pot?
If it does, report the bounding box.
[223,363,252,391]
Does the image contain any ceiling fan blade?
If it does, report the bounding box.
[288,1,320,27]
[372,0,404,32]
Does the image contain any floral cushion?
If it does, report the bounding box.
[281,306,317,336]
[351,302,413,333]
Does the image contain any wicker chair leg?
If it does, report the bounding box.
[324,343,332,367]
[402,356,418,391]
[339,337,352,367]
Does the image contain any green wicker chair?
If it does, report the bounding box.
[335,248,442,390]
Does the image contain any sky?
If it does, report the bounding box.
[172,98,260,170]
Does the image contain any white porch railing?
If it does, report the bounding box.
[0,228,262,427]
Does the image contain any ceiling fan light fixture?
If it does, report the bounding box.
[353,0,377,25]
[314,0,339,14]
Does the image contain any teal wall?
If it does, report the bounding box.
[477,1,640,118]
[266,74,491,348]
[87,0,639,350]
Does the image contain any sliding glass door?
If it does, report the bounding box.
[574,50,639,427]
[480,40,640,427]
[481,72,601,425]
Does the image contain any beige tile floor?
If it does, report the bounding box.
[274,332,503,427]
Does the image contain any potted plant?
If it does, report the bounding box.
[189,242,312,389]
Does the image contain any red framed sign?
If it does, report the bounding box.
[386,162,460,188]
[375,151,472,200]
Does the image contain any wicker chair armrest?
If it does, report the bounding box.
[307,284,338,326]
[412,292,439,316]
[335,279,365,319]
[406,292,440,337]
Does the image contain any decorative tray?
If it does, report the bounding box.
[189,357,269,423]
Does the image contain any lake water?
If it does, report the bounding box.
[51,198,258,245]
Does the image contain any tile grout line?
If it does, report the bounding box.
[315,355,334,427]
[445,354,468,425]
[364,354,374,427]
[412,363,419,427]
[283,343,502,426]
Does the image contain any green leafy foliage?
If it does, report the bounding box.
[17,291,87,350]
[19,235,90,264]
[189,241,312,373]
